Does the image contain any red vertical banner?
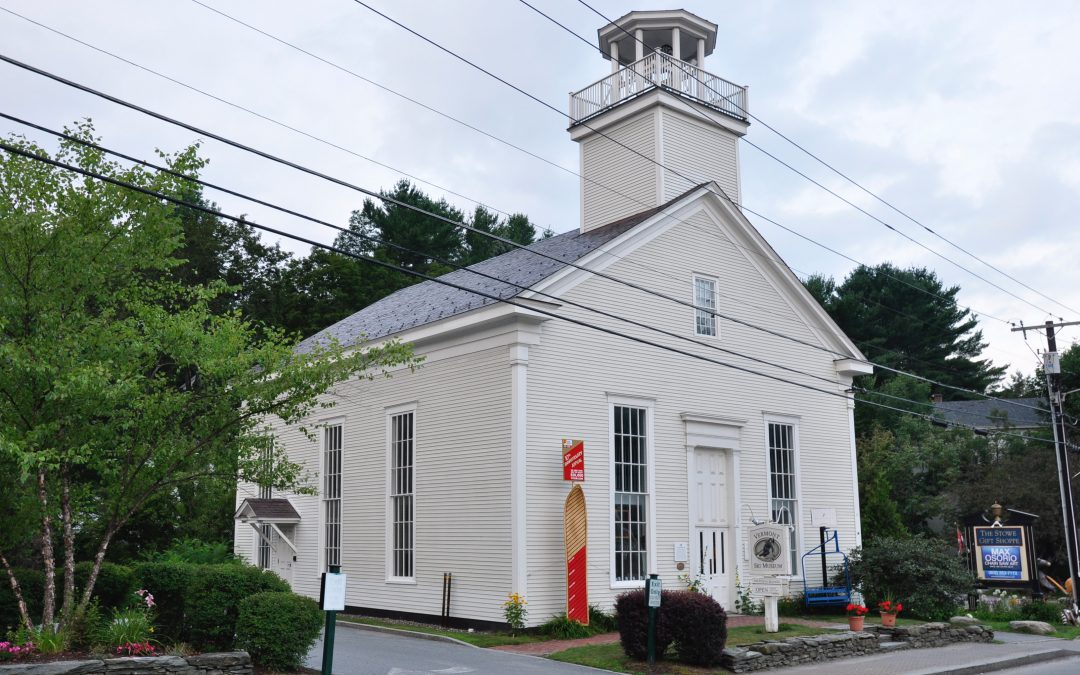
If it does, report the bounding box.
[562,439,585,481]
[564,484,589,624]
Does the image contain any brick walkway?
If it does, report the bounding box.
[492,615,839,656]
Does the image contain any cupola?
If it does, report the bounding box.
[568,9,749,232]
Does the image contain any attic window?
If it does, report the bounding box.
[694,275,717,337]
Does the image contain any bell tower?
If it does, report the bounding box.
[568,9,749,232]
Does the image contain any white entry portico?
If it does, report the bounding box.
[683,413,744,609]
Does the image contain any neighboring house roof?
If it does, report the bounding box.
[297,193,686,353]
[932,397,1047,430]
[234,498,302,523]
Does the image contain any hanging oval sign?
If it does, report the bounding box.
[749,524,791,575]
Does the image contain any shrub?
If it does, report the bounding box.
[147,539,241,566]
[539,613,592,639]
[0,568,42,632]
[131,562,195,642]
[615,589,673,661]
[96,606,155,650]
[186,564,290,650]
[589,604,617,632]
[849,535,974,621]
[235,592,322,671]
[615,589,727,666]
[663,590,728,666]
[75,561,136,610]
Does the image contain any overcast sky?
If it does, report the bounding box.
[2,0,1078,380]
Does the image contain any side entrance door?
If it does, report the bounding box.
[691,448,731,607]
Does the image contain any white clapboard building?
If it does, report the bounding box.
[234,8,869,627]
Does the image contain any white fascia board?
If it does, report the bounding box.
[569,89,748,140]
[521,185,712,301]
[699,190,867,361]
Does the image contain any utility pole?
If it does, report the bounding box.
[1012,319,1080,620]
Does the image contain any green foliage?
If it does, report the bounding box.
[186,565,290,650]
[502,593,527,635]
[96,606,155,651]
[74,562,135,610]
[808,263,1005,401]
[131,562,195,642]
[0,569,42,632]
[539,614,593,639]
[972,596,1064,624]
[734,574,763,615]
[145,539,240,566]
[66,599,103,651]
[14,625,68,654]
[0,123,419,626]
[235,592,322,671]
[849,536,974,620]
[588,604,617,632]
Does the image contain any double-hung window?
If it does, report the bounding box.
[767,421,799,574]
[323,424,343,570]
[257,442,272,569]
[613,404,650,583]
[389,410,415,580]
[694,275,717,337]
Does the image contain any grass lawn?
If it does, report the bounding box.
[338,615,550,647]
[978,618,1080,640]
[548,623,839,674]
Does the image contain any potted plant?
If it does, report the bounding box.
[846,603,869,631]
[877,598,903,627]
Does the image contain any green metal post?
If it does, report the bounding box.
[321,564,340,675]
[646,574,658,664]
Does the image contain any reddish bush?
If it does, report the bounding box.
[615,588,728,666]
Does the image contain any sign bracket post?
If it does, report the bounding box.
[320,565,345,675]
[646,574,661,664]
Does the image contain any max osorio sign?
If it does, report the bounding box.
[973,526,1030,582]
[749,524,791,575]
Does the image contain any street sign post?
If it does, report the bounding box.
[646,574,661,663]
[319,565,346,675]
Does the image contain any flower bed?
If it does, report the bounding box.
[0,650,252,674]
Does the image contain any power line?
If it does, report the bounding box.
[347,0,1018,327]
[6,111,1049,422]
[0,4,520,222]
[0,136,1059,446]
[1,4,1016,335]
[0,52,1046,415]
[570,0,1080,318]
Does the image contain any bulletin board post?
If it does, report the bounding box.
[320,565,346,675]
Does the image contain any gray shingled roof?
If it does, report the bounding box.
[297,198,683,352]
[932,397,1047,430]
[235,498,301,522]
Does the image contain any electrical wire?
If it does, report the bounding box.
[570,0,1080,317]
[0,136,1061,448]
[0,52,1049,415]
[7,109,1051,427]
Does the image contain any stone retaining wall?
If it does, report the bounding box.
[721,623,994,673]
[0,651,251,675]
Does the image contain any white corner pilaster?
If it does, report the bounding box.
[635,29,644,61]
[510,343,529,597]
[610,40,620,73]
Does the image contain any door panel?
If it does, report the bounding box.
[691,449,731,607]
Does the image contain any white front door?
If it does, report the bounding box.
[691,448,731,607]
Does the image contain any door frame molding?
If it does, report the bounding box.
[682,413,745,610]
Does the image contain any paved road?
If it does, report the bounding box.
[993,656,1080,674]
[306,624,611,675]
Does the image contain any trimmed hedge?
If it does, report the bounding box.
[186,564,291,650]
[236,591,323,671]
[849,536,975,620]
[132,561,195,641]
[0,568,43,632]
[615,589,728,666]
[74,561,136,609]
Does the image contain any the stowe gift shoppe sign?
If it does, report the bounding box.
[973,526,1030,582]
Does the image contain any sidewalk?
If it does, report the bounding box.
[491,615,839,657]
[768,632,1080,674]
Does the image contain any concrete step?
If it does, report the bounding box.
[879,641,908,651]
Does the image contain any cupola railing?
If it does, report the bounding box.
[569,51,748,126]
